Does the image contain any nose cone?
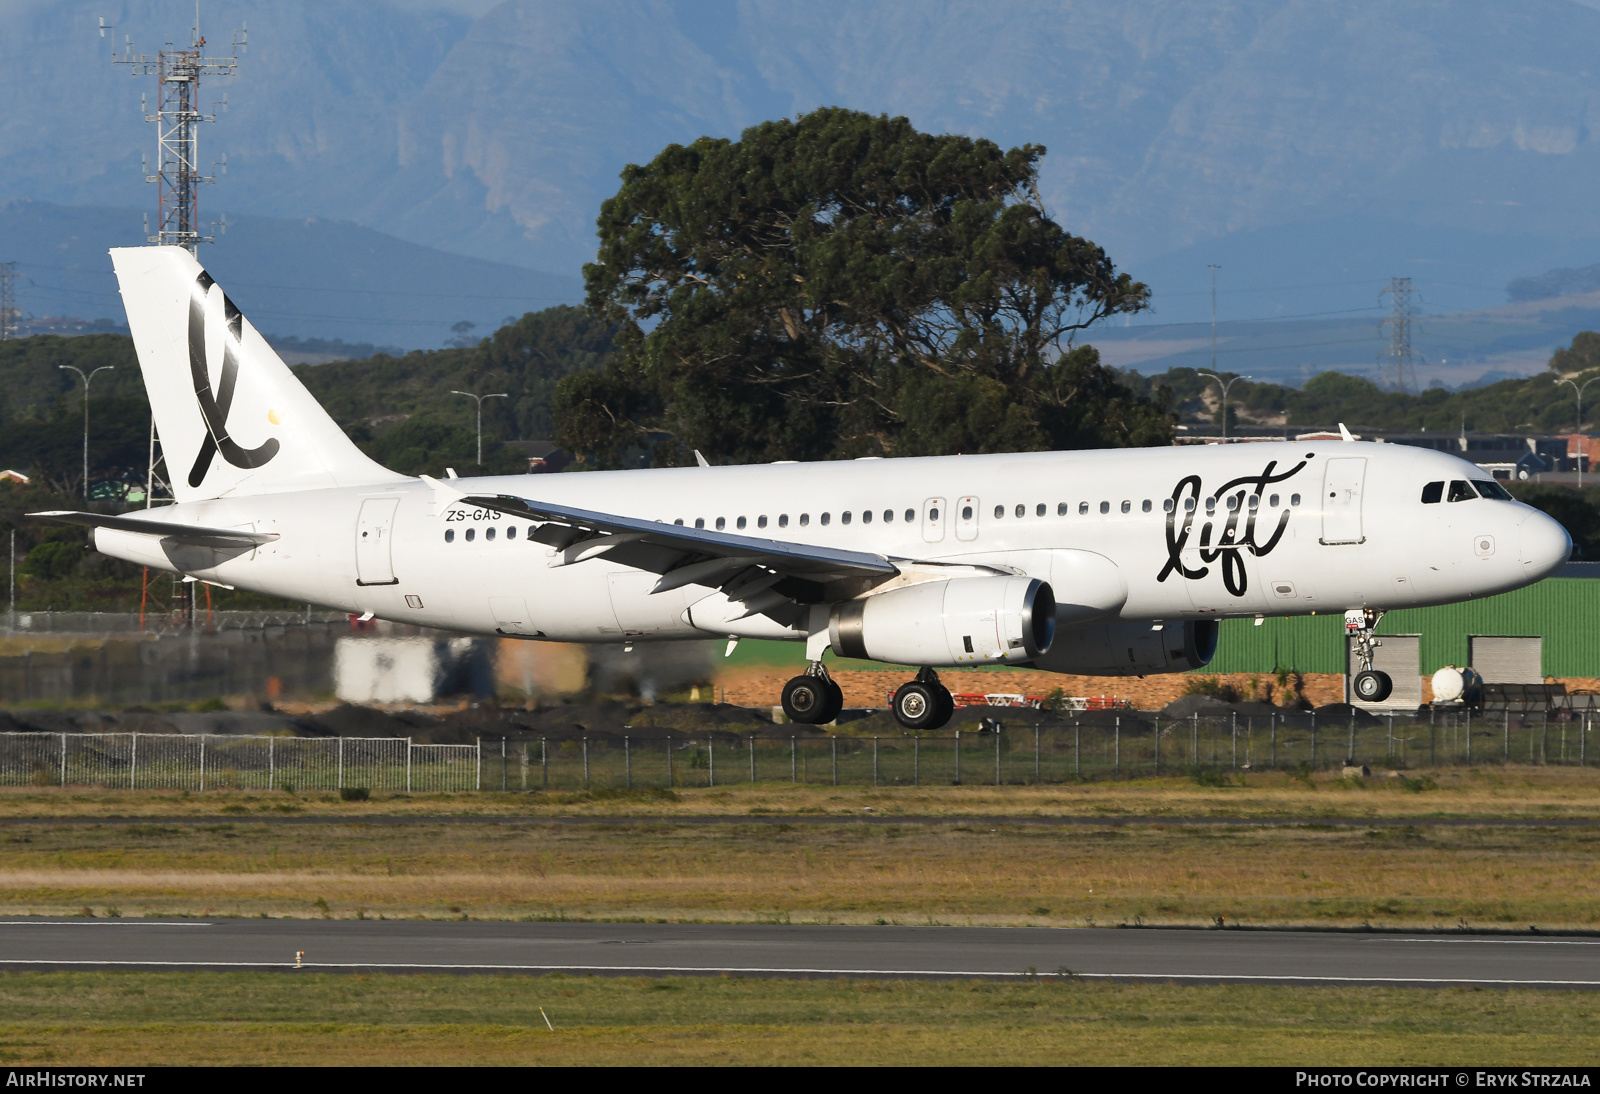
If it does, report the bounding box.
[1519,510,1572,579]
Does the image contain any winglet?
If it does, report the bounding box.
[694,450,711,468]
[1338,423,1355,442]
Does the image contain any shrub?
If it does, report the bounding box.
[339,787,371,802]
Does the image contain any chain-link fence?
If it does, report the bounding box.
[2,710,1593,792]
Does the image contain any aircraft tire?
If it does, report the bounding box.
[1352,670,1393,704]
[782,676,833,724]
[892,681,944,730]
[821,680,845,725]
[931,685,955,729]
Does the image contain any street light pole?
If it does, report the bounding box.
[450,390,508,465]
[1208,263,1221,379]
[1197,370,1251,441]
[1560,377,1599,487]
[58,365,114,501]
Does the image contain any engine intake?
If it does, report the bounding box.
[829,576,1055,667]
[1030,619,1218,677]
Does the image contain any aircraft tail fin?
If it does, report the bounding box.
[110,246,409,502]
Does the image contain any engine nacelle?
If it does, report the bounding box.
[1030,619,1218,677]
[829,576,1055,667]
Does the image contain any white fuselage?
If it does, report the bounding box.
[93,440,1570,651]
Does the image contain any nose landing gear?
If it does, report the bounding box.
[781,663,844,725]
[891,667,955,731]
[1346,608,1393,704]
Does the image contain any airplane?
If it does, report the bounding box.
[33,246,1573,729]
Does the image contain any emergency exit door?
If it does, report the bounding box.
[1320,457,1367,545]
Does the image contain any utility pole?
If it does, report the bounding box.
[59,366,115,501]
[0,263,17,340]
[1198,371,1251,441]
[106,8,245,254]
[1559,376,1599,487]
[1208,263,1221,378]
[451,390,508,465]
[1379,277,1417,394]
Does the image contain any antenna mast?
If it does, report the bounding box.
[0,263,16,341]
[1379,277,1418,394]
[105,8,245,254]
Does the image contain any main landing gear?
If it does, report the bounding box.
[781,663,844,725]
[890,667,954,731]
[1346,608,1393,704]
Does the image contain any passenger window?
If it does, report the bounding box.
[1057,502,1068,516]
[993,505,1004,519]
[1142,499,1152,513]
[1269,494,1280,507]
[695,518,706,529]
[444,529,454,543]
[1447,480,1477,503]
[1420,481,1444,504]
[861,510,872,524]
[674,518,684,526]
[820,512,830,526]
[1290,494,1301,506]
[1036,503,1046,517]
[1015,504,1025,518]
[904,508,915,522]
[1163,498,1175,513]
[1099,501,1110,514]
[778,514,788,528]
[1185,498,1196,512]
[963,505,974,520]
[800,514,810,526]
[485,527,496,541]
[1079,502,1089,515]
[842,512,853,525]
[465,528,475,542]
[507,526,518,539]
[1120,500,1131,514]
[927,507,938,521]
[1248,495,1258,510]
[1474,479,1513,500]
[1205,497,1216,514]
[759,515,768,528]
[715,517,725,530]
[736,516,747,530]
[880,510,891,523]
[1225,495,1238,512]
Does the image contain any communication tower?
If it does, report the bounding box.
[0,263,17,341]
[103,9,245,253]
[1379,277,1418,394]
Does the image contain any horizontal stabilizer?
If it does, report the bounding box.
[29,511,278,549]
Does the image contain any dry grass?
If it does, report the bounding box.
[0,765,1597,821]
[0,971,1593,1066]
[0,814,1596,929]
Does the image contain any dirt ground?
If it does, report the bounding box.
[714,667,1349,710]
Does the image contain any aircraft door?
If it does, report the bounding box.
[955,496,979,542]
[355,497,400,586]
[1320,458,1367,545]
[922,497,947,543]
[489,596,542,637]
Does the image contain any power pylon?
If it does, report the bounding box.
[1379,277,1418,394]
[0,263,16,341]
[104,10,245,253]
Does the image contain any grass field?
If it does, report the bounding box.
[0,770,1594,928]
[0,972,1593,1066]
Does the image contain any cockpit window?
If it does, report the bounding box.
[1420,481,1444,504]
[1447,480,1477,503]
[1473,479,1513,501]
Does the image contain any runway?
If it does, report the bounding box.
[1,919,1597,987]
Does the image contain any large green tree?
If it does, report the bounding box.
[556,108,1169,467]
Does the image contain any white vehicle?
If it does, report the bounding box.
[36,247,1573,728]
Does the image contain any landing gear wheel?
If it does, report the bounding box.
[893,681,953,730]
[782,675,833,724]
[821,680,844,725]
[932,685,954,728]
[1352,670,1393,704]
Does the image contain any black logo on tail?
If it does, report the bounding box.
[187,271,280,488]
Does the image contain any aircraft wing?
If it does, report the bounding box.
[455,491,898,600]
[29,511,277,550]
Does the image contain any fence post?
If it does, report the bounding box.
[914,735,920,786]
[1429,709,1435,768]
[59,733,65,788]
[1114,717,1120,776]
[994,725,1001,786]
[668,735,675,788]
[1270,713,1276,769]
[1034,724,1041,783]
[873,737,878,788]
[748,736,754,783]
[1348,711,1356,764]
[1075,720,1080,778]
[270,735,276,792]
[1582,714,1588,767]
[1466,711,1472,763]
[1191,713,1198,764]
[541,738,547,790]
[130,733,138,790]
[709,738,715,788]
[337,737,344,790]
[502,737,507,791]
[1153,717,1159,775]
[625,736,631,789]
[199,736,206,792]
[790,736,796,784]
[1231,713,1237,768]
[582,737,589,791]
[955,730,962,785]
[1310,711,1317,770]
[475,737,481,791]
[405,738,411,794]
[1388,714,1394,761]
[1505,712,1510,762]
[832,739,837,787]
[521,744,527,791]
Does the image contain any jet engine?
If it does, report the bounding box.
[829,576,1055,667]
[1030,620,1218,677]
